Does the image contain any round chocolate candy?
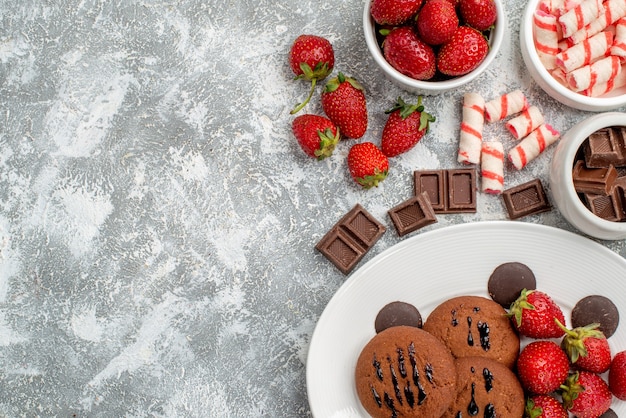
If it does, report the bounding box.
[488,262,537,308]
[571,295,620,338]
[374,301,422,333]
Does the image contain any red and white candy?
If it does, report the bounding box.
[484,90,529,123]
[508,124,561,170]
[481,141,505,194]
[506,106,545,140]
[458,92,486,165]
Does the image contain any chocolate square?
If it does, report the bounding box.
[584,190,626,222]
[315,204,385,275]
[388,192,437,237]
[414,170,446,211]
[573,160,618,195]
[447,169,477,213]
[584,127,626,168]
[502,178,551,220]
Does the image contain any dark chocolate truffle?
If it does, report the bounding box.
[571,295,620,338]
[488,262,536,307]
[375,301,422,333]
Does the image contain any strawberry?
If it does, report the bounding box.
[416,0,459,45]
[525,395,568,418]
[291,114,340,160]
[561,371,612,418]
[383,26,436,81]
[437,26,489,76]
[370,0,423,25]
[609,350,626,400]
[347,142,389,189]
[558,321,612,374]
[509,289,566,339]
[381,96,436,157]
[517,340,570,395]
[459,0,497,31]
[321,72,368,139]
[289,35,334,114]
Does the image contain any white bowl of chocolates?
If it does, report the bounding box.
[363,0,505,95]
[550,112,626,240]
[520,0,626,111]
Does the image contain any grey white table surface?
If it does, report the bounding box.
[1,0,625,416]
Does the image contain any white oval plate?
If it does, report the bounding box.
[306,221,626,417]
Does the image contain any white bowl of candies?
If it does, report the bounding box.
[363,0,506,95]
[520,0,626,111]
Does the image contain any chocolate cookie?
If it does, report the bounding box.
[423,296,520,369]
[487,262,536,307]
[444,356,524,418]
[355,326,457,418]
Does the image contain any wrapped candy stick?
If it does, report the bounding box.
[481,141,505,194]
[558,0,603,38]
[458,92,486,165]
[581,64,626,96]
[508,124,561,170]
[484,90,529,123]
[556,30,613,73]
[534,10,561,69]
[539,0,565,15]
[610,16,626,57]
[567,0,626,46]
[505,106,545,140]
[566,55,621,91]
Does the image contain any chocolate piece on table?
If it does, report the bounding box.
[584,127,626,168]
[388,192,437,237]
[571,295,620,338]
[501,178,551,220]
[413,170,446,211]
[315,204,385,275]
[414,168,477,213]
[584,187,626,221]
[447,168,477,213]
[374,301,423,334]
[572,160,618,195]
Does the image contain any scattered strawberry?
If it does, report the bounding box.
[416,0,459,45]
[370,0,423,25]
[347,142,389,189]
[437,26,489,76]
[383,26,436,81]
[561,371,612,418]
[558,320,611,374]
[509,289,566,339]
[381,96,436,157]
[291,114,340,160]
[525,395,568,418]
[459,0,497,31]
[289,35,335,114]
[321,72,368,139]
[517,340,570,395]
[609,350,626,400]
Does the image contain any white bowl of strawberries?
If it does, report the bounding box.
[363,0,505,95]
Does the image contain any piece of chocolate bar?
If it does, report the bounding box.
[502,178,551,220]
[584,187,626,221]
[413,170,446,211]
[315,204,385,275]
[414,168,477,214]
[388,192,437,237]
[572,160,618,195]
[584,127,626,168]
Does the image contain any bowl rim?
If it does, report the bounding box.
[362,0,506,90]
[557,112,626,232]
[521,0,626,107]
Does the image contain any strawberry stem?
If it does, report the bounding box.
[290,78,317,115]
